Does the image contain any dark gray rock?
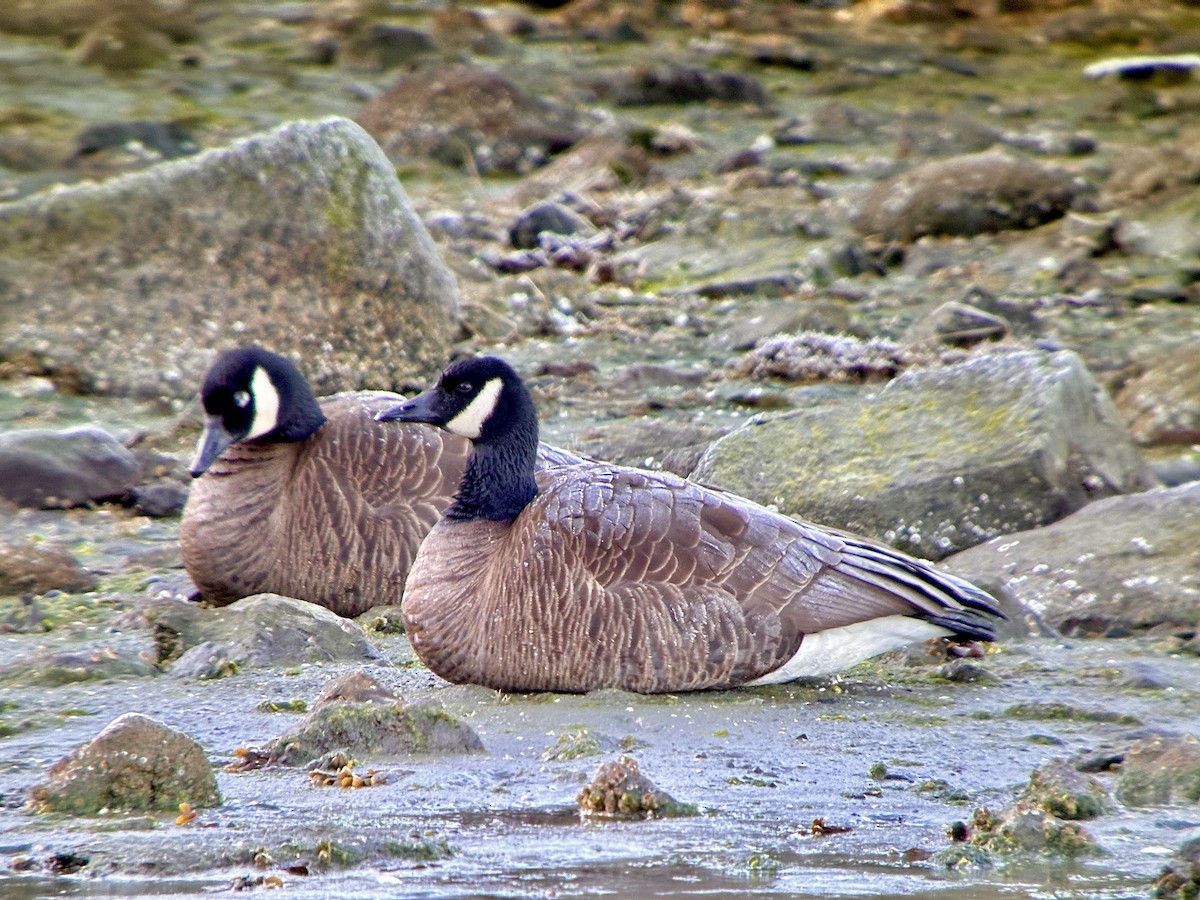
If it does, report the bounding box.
[509,201,592,249]
[1119,662,1175,690]
[129,594,386,674]
[262,670,484,764]
[613,66,770,107]
[853,151,1088,242]
[0,426,139,508]
[695,349,1156,559]
[943,482,1200,634]
[0,117,457,400]
[30,712,220,815]
[129,481,188,518]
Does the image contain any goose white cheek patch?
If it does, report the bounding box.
[245,366,281,440]
[446,377,503,440]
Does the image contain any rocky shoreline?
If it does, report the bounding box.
[1,1,1199,897]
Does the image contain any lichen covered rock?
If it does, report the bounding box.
[694,348,1154,559]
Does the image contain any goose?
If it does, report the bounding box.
[375,355,1003,694]
[181,347,578,618]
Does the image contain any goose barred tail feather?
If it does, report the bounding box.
[835,535,1001,642]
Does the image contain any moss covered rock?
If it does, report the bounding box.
[30,712,219,815]
[693,349,1153,560]
[263,670,484,765]
[1021,759,1111,820]
[0,117,456,400]
[129,594,385,675]
[967,803,1103,859]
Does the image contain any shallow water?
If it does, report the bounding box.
[0,602,1196,899]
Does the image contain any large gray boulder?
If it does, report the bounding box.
[0,117,457,399]
[693,349,1156,559]
[943,481,1200,635]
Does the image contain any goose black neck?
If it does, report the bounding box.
[445,385,540,522]
[270,388,326,443]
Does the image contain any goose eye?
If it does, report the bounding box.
[456,382,473,395]
[233,390,251,409]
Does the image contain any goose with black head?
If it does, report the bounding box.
[376,355,1004,693]
[181,347,577,617]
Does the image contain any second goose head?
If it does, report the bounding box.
[190,347,326,477]
[376,356,539,521]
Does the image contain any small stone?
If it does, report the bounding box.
[576,755,696,819]
[1119,662,1174,690]
[613,66,770,107]
[935,660,999,684]
[509,201,591,249]
[903,301,1010,348]
[130,482,189,518]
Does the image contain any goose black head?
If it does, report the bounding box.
[189,347,326,477]
[377,356,539,521]
[377,356,536,446]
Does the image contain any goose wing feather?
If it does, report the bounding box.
[527,463,999,687]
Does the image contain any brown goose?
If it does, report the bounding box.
[376,356,1003,694]
[181,347,576,618]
